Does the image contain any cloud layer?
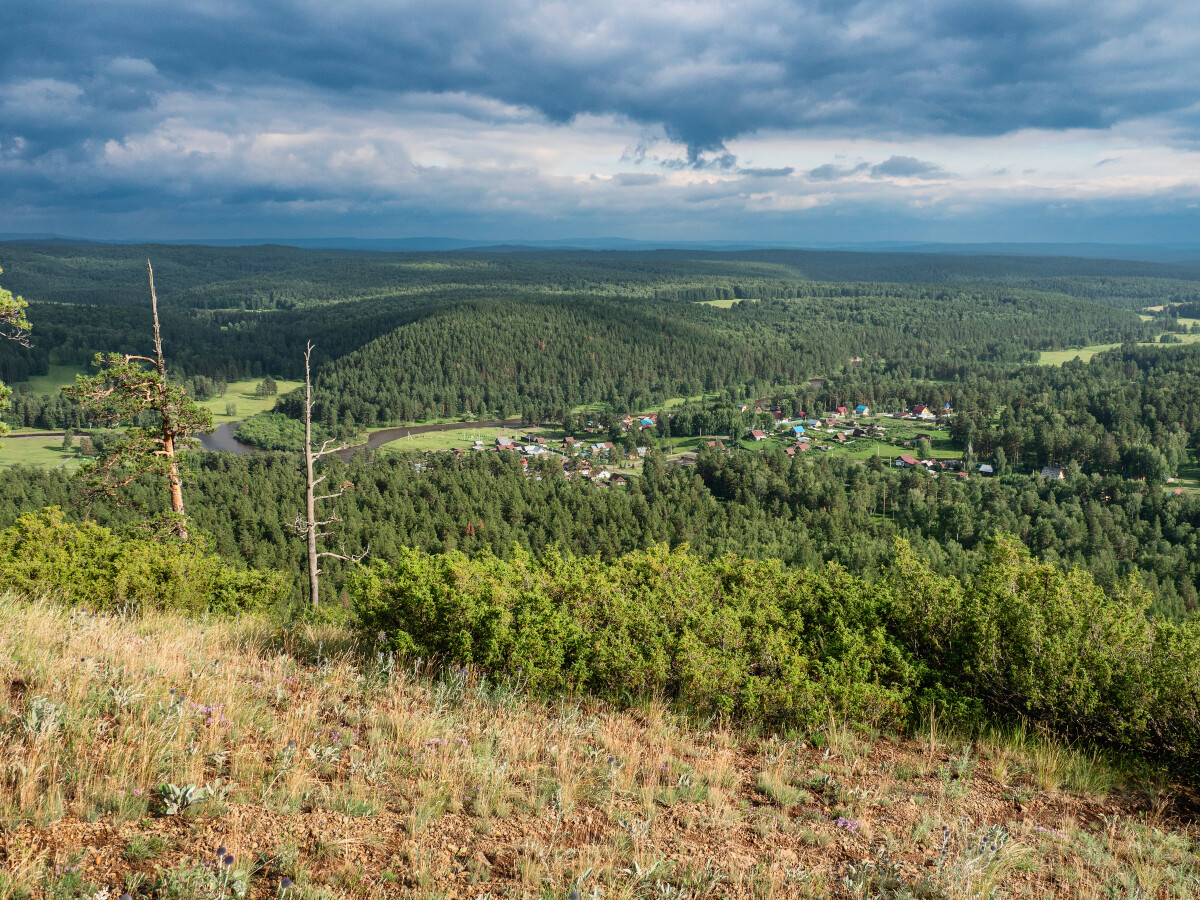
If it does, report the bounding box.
[3,0,1199,240]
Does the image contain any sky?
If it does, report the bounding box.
[3,0,1200,244]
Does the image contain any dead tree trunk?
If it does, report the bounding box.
[147,262,188,537]
[297,341,367,607]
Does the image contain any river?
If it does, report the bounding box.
[196,419,524,459]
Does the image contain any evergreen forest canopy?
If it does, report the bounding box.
[3,241,1200,774]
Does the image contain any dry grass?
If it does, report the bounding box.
[0,594,1197,899]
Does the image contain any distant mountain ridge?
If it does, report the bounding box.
[2,233,1199,264]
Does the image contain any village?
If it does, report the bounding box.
[378,402,1075,485]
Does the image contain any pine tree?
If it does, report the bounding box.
[0,268,31,439]
[64,262,212,539]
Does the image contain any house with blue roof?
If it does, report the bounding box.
[855,404,870,415]
[791,425,806,436]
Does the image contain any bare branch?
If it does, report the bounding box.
[316,543,369,564]
[313,439,349,458]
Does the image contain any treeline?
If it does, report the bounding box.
[4,443,1198,620]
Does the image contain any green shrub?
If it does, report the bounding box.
[885,536,1200,773]
[352,537,1200,777]
[351,544,918,730]
[0,507,287,615]
[234,412,324,451]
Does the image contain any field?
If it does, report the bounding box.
[1037,344,1123,365]
[0,436,80,469]
[698,298,760,308]
[15,364,87,395]
[376,425,540,455]
[195,378,304,421]
[0,596,1195,900]
[6,371,300,422]
[1039,331,1200,365]
[1172,450,1200,496]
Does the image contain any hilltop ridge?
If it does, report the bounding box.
[1,595,1196,900]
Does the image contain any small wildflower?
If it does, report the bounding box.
[223,854,235,867]
[217,846,226,857]
[280,877,293,891]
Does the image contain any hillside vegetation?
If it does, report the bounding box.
[1,244,1200,897]
[1,594,1198,900]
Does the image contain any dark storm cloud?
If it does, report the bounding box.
[808,163,870,181]
[870,156,947,179]
[6,0,1198,159]
[2,0,1199,240]
[741,167,795,178]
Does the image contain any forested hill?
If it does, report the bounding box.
[302,288,1148,426]
[0,241,1173,396]
[3,241,1199,310]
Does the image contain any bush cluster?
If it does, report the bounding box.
[352,539,1200,775]
[0,508,287,615]
[233,412,325,452]
[351,543,917,731]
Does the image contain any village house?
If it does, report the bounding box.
[895,454,920,468]
[495,435,514,448]
[855,404,870,415]
[834,406,848,417]
[1040,465,1065,480]
[749,429,768,441]
[979,463,994,476]
[910,405,936,420]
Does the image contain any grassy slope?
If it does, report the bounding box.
[0,598,1196,900]
[0,437,79,470]
[1039,332,1200,365]
[195,378,304,422]
[14,365,87,394]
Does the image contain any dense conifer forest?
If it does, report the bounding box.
[3,241,1200,780]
